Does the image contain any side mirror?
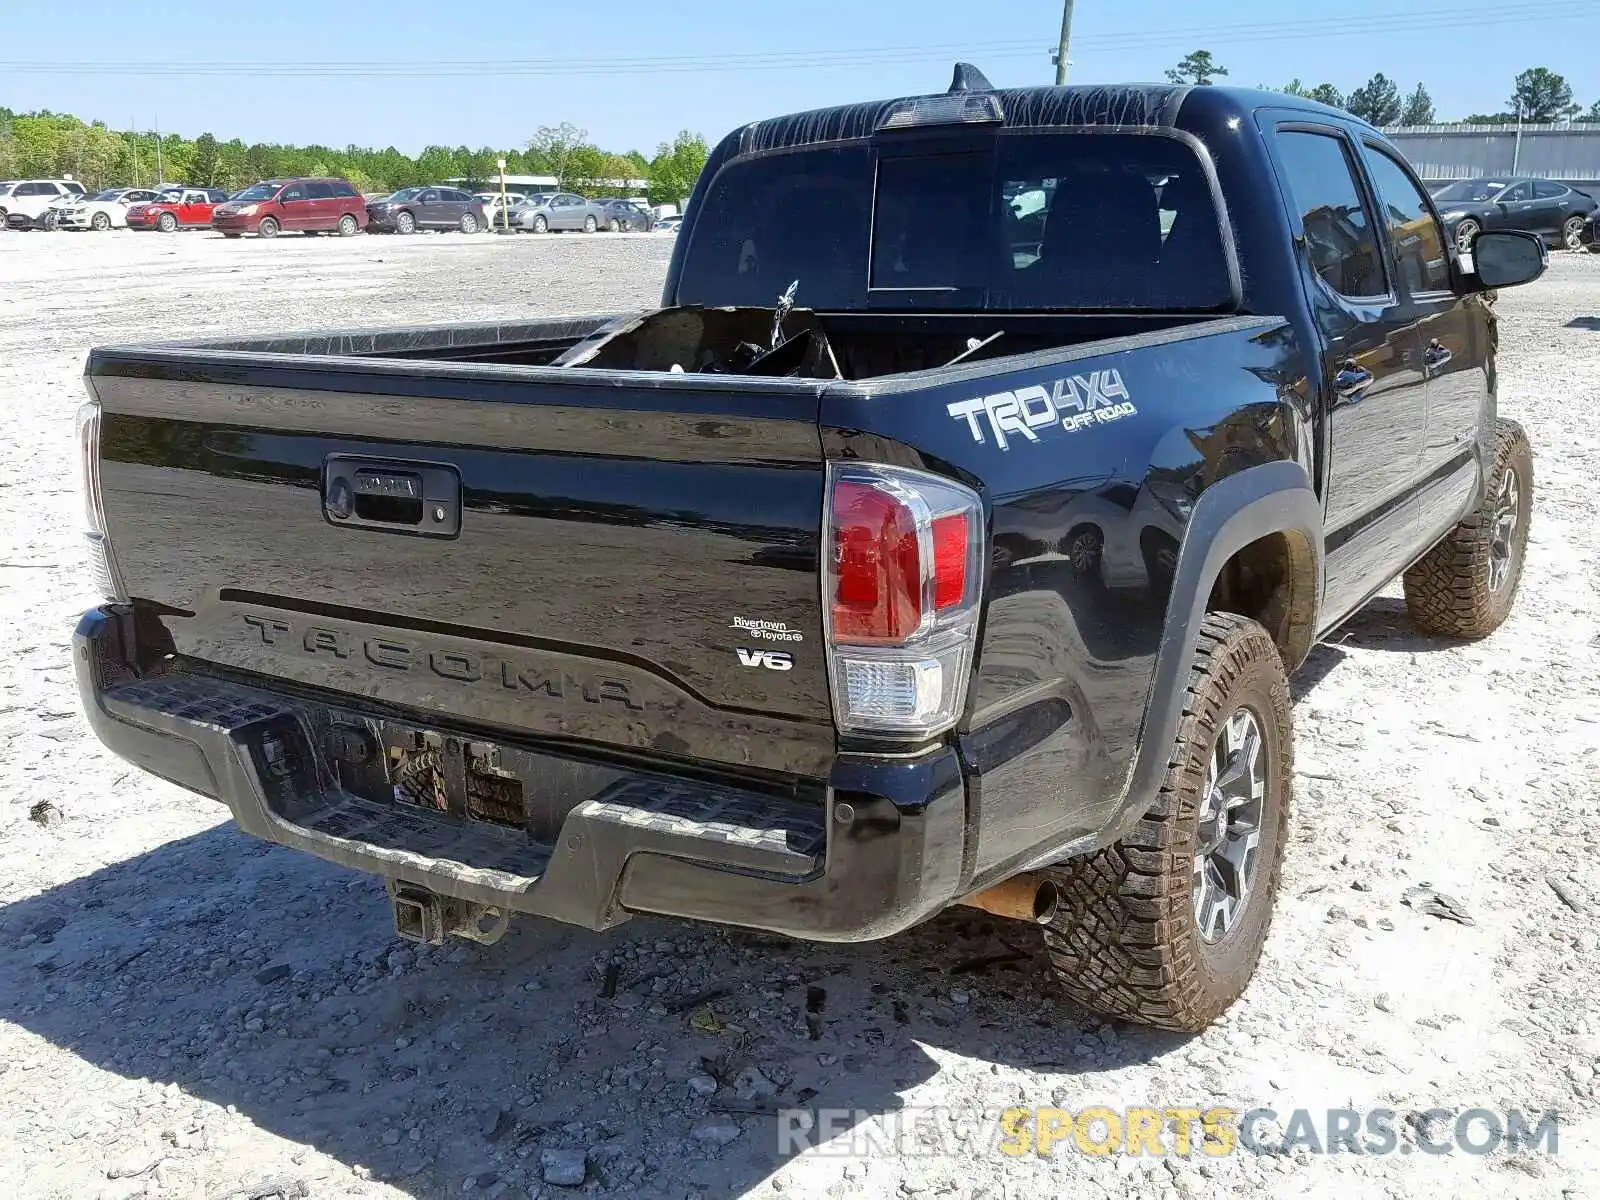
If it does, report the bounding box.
[1466,230,1546,291]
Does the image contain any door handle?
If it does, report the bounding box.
[1333,362,1373,399]
[323,456,461,538]
[1423,340,1453,371]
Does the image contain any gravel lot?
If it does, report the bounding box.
[1,230,1597,1200]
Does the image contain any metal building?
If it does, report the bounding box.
[1385,123,1600,191]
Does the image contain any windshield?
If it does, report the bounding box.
[231,183,279,201]
[90,189,124,202]
[0,184,13,197]
[387,188,421,202]
[156,190,182,203]
[527,194,554,206]
[1433,180,1512,203]
[677,132,1234,312]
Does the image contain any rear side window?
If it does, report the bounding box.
[1532,180,1568,200]
[332,181,359,197]
[307,182,334,200]
[1273,130,1386,299]
[1360,146,1450,293]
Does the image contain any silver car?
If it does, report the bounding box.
[513,192,607,233]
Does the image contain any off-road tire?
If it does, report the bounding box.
[1039,612,1291,1033]
[1403,419,1533,639]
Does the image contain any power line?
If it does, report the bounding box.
[0,2,1589,78]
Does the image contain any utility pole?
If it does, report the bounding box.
[154,114,164,185]
[1052,0,1075,86]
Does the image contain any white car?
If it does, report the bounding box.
[0,179,88,230]
[477,191,527,229]
[52,187,162,231]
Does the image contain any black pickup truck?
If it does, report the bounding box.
[74,71,1546,1032]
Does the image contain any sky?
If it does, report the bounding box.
[5,0,1597,155]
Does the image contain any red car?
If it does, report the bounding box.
[211,178,369,239]
[125,187,230,232]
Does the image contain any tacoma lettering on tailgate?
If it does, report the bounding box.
[241,614,644,711]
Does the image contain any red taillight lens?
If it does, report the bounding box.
[831,479,921,643]
[931,513,968,611]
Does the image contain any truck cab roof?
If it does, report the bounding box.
[716,75,1369,160]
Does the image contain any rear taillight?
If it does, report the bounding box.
[824,464,985,740]
[76,392,126,603]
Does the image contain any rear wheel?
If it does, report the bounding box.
[1038,612,1291,1033]
[157,212,178,233]
[583,215,598,233]
[91,211,111,231]
[460,212,478,234]
[1403,419,1533,639]
[1562,215,1586,252]
[608,217,621,232]
[257,216,279,239]
[1454,218,1480,254]
[338,213,360,237]
[396,210,416,234]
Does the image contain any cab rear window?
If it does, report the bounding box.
[676,132,1235,312]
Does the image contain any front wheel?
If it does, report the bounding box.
[1562,215,1587,252]
[91,212,111,231]
[338,214,360,237]
[532,214,548,234]
[608,218,621,232]
[583,215,597,233]
[1039,612,1291,1033]
[1454,218,1480,254]
[257,216,279,239]
[396,210,416,234]
[157,212,178,233]
[1403,419,1533,639]
[460,212,478,234]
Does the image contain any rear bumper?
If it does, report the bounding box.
[75,607,966,941]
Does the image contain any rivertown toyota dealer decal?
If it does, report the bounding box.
[946,367,1138,451]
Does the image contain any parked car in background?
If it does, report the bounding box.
[51,188,162,231]
[0,179,88,229]
[125,188,230,232]
[1432,176,1598,252]
[477,192,526,228]
[654,212,684,234]
[514,192,606,233]
[595,198,653,231]
[212,178,369,238]
[367,187,487,234]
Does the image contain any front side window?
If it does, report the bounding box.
[1273,130,1386,299]
[1360,145,1450,293]
[1499,182,1532,203]
[281,185,306,201]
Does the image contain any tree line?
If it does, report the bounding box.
[1166,52,1600,127]
[0,108,708,204]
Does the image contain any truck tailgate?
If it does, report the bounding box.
[88,354,836,778]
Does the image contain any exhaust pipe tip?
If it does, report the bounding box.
[958,873,1060,924]
[1031,878,1059,925]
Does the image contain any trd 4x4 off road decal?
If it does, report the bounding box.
[947,368,1138,450]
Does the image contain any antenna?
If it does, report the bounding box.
[949,63,995,94]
